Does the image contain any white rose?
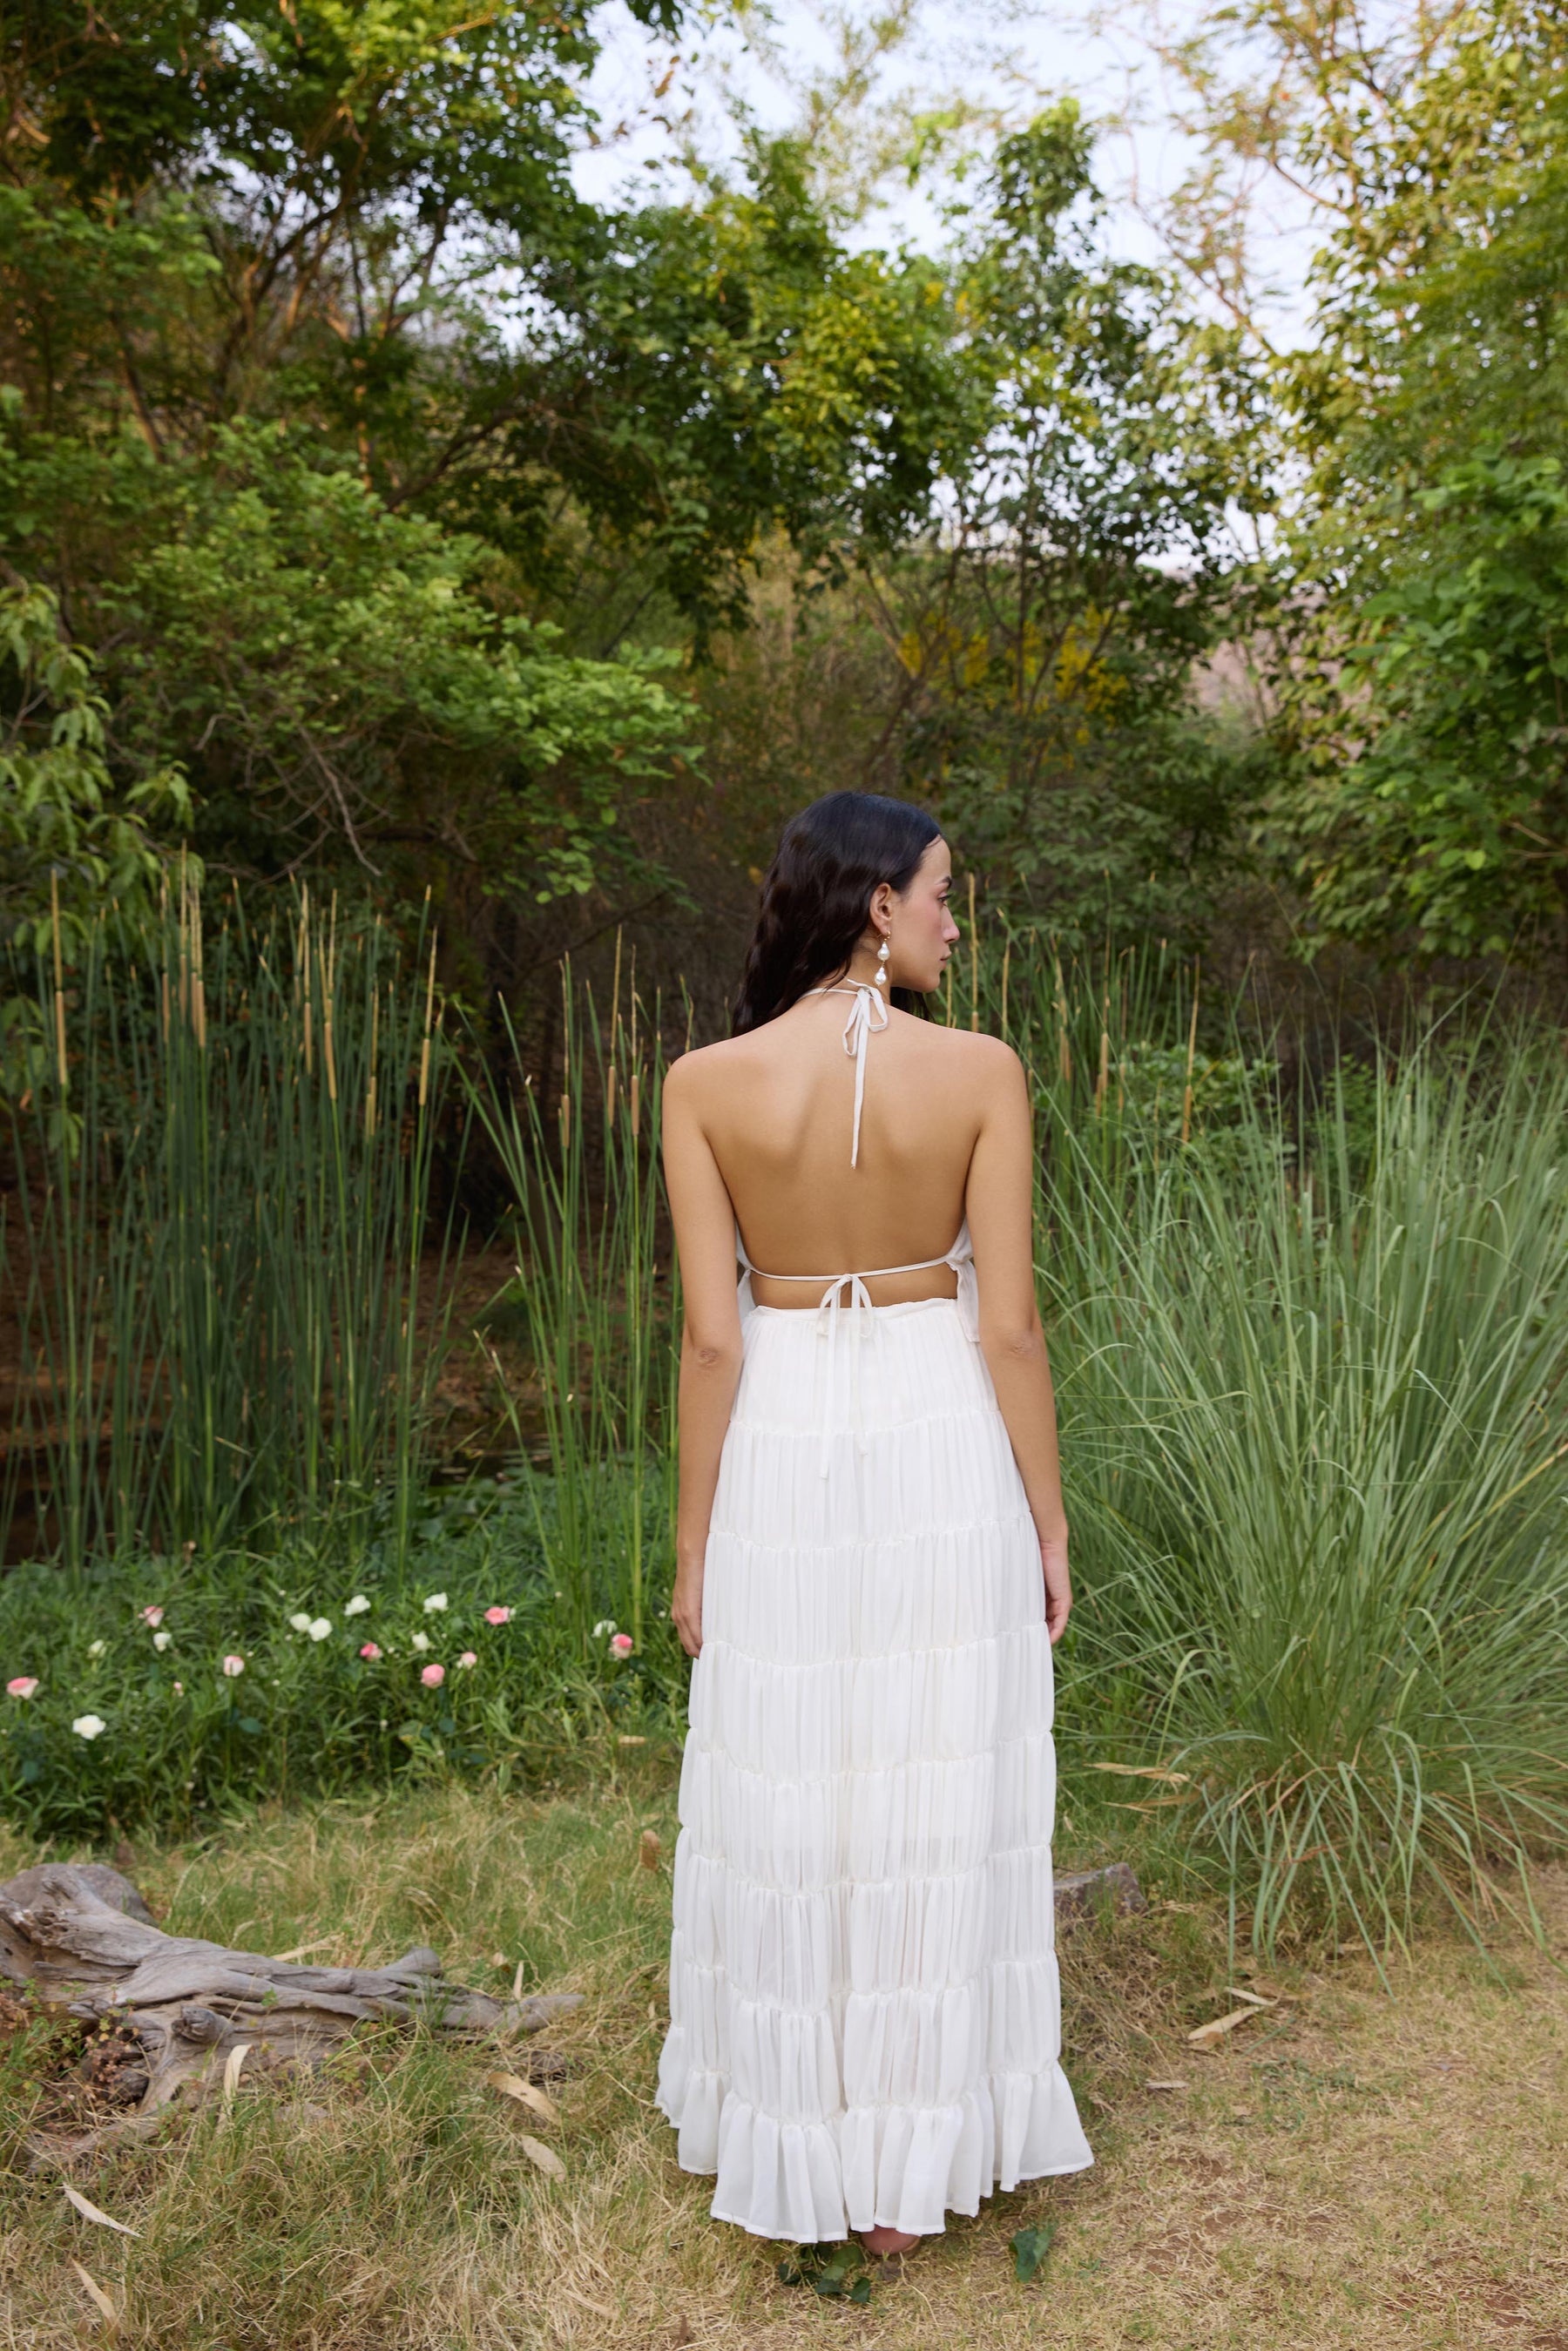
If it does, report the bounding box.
[344,1594,371,1617]
[72,1713,106,1740]
[288,1612,313,1633]
[422,1592,448,1614]
[87,1639,106,1658]
[153,1631,173,1652]
[308,1618,332,1641]
[410,1632,430,1653]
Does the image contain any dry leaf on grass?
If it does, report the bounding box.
[488,2068,560,2125]
[69,2258,119,2327]
[1188,1997,1277,2048]
[1089,1762,1191,1785]
[221,2043,253,2104]
[518,2133,565,2180]
[1146,2078,1189,2091]
[558,2284,614,2318]
[62,2185,139,2238]
[639,1829,662,1868]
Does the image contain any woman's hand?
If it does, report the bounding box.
[672,1554,705,1659]
[1040,1532,1071,1645]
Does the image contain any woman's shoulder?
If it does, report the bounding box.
[666,1012,1022,1091]
[662,1032,757,1098]
[896,1014,1024,1082]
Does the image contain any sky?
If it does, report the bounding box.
[567,0,1325,345]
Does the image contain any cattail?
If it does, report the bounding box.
[50,873,67,1091]
[418,935,436,1109]
[1180,958,1201,1146]
[968,873,979,1031]
[630,1068,641,1140]
[366,987,379,1138]
[558,1092,571,1152]
[316,941,336,1102]
[1052,953,1071,1087]
[301,894,314,1077]
[191,898,206,1051]
[1000,938,1010,1039]
[606,1063,618,1128]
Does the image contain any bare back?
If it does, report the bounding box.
[671,994,1014,1308]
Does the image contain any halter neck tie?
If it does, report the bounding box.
[802,981,888,1166]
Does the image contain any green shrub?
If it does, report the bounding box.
[0,1481,687,1841]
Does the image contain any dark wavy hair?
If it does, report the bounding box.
[732,792,943,1034]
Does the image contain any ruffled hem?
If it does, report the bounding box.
[656,2049,1093,2240]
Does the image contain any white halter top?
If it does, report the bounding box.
[733,981,980,1475]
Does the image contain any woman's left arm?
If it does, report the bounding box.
[663,1056,745,1658]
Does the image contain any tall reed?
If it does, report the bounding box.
[473,949,679,1659]
[4,883,456,1566]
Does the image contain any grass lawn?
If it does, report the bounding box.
[3,1771,1565,2349]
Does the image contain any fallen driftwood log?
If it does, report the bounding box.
[1053,1862,1146,1924]
[0,1861,581,2164]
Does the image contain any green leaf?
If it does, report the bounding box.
[1011,2224,1057,2283]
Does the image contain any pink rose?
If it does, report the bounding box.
[610,1632,634,1659]
[420,1662,445,1687]
[359,1641,382,1660]
[221,1653,246,1677]
[483,1605,511,1625]
[6,1676,38,1699]
[456,1651,476,1668]
[141,1604,165,1627]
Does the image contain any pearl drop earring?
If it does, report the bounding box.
[874,936,890,989]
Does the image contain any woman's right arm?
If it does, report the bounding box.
[662,1056,746,1659]
[963,1040,1072,1644]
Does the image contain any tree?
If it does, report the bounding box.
[0,2,970,917]
[1146,0,1568,962]
[855,106,1271,945]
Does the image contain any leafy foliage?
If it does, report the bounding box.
[856,107,1270,942]
[0,579,190,943]
[1281,453,1568,956]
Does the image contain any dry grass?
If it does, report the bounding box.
[1,1773,1565,2350]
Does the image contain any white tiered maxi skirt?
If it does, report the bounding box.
[656,1291,1093,2241]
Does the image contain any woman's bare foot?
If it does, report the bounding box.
[858,2225,920,2260]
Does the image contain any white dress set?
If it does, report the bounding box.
[657,982,1092,2240]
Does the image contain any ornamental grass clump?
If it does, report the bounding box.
[1053,1023,1568,1963]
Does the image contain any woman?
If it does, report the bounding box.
[655,791,1092,2257]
